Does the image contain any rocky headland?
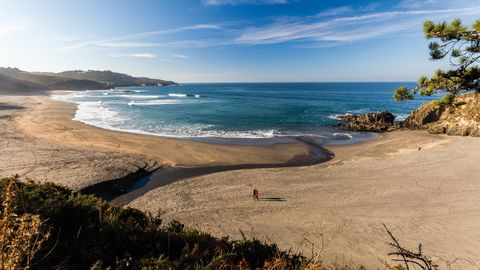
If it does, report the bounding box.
[337,93,480,136]
[402,93,480,136]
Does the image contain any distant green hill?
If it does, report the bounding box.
[0,73,47,94]
[0,67,177,94]
[53,70,177,87]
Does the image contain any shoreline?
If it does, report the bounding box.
[14,92,382,204]
[1,92,384,203]
[12,92,344,202]
[51,89,378,147]
[4,93,338,190]
[14,95,315,168]
[85,137,335,204]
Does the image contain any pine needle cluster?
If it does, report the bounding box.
[394,18,480,107]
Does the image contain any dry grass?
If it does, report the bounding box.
[0,176,50,269]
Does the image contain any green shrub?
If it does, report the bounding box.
[0,177,307,269]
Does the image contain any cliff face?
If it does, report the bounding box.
[402,93,480,136]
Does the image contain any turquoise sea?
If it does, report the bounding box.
[52,82,436,144]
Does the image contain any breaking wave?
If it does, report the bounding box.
[128,100,182,106]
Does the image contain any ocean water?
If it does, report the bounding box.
[51,83,436,143]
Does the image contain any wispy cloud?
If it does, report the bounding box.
[48,24,221,52]
[152,39,233,48]
[398,0,477,10]
[111,53,189,59]
[131,24,221,37]
[315,4,379,18]
[202,0,288,6]
[234,6,480,45]
[39,1,480,56]
[130,53,156,58]
[98,42,160,48]
[315,6,354,17]
[0,25,27,35]
[112,53,156,58]
[169,54,189,58]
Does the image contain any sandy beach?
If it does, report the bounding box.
[1,93,480,268]
[1,94,318,189]
[130,131,480,269]
[14,94,313,167]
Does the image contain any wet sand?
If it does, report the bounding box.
[14,95,315,167]
[1,94,326,190]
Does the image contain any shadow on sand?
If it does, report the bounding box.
[87,137,334,205]
[0,104,24,110]
[258,197,287,202]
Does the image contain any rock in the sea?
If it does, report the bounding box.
[401,93,480,136]
[337,111,395,132]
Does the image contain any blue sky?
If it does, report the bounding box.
[1,0,480,82]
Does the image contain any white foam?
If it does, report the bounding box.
[116,94,164,99]
[51,92,85,102]
[328,113,352,120]
[333,132,354,139]
[128,100,181,106]
[186,129,277,138]
[114,89,146,93]
[168,93,187,97]
[348,109,370,114]
[73,102,123,126]
[395,113,409,121]
[50,90,357,140]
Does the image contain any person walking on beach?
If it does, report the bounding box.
[253,189,259,201]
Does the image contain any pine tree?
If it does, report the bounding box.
[394,18,480,108]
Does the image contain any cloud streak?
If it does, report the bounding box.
[48,24,221,52]
[169,54,189,58]
[98,42,161,48]
[315,6,354,17]
[0,25,27,35]
[42,1,480,55]
[234,6,480,45]
[202,0,288,6]
[112,53,156,58]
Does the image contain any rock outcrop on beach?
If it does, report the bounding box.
[401,93,480,136]
[336,111,395,132]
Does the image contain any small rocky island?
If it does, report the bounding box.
[336,111,395,132]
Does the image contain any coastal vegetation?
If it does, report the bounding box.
[0,176,319,269]
[0,67,177,93]
[390,18,480,136]
[394,18,480,107]
[0,176,457,270]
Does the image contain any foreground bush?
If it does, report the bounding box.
[0,177,316,269]
[1,176,446,270]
